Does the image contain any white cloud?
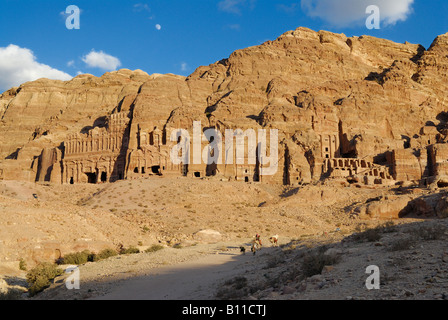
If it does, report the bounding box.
[180,62,188,72]
[218,0,244,14]
[155,24,162,30]
[82,50,121,71]
[67,60,75,67]
[277,3,299,14]
[133,3,151,13]
[225,24,241,31]
[218,0,256,15]
[301,0,414,26]
[133,3,154,20]
[0,44,72,91]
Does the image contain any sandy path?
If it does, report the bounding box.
[93,251,255,300]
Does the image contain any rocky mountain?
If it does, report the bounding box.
[1,27,448,187]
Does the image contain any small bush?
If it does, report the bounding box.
[437,207,448,219]
[387,237,416,252]
[229,277,248,290]
[265,255,286,269]
[380,221,397,233]
[58,248,118,264]
[0,288,23,300]
[19,259,27,271]
[120,246,140,255]
[58,250,92,265]
[412,225,446,241]
[26,263,63,296]
[301,249,341,278]
[352,226,382,243]
[96,248,118,261]
[216,277,249,300]
[145,245,164,253]
[363,228,382,242]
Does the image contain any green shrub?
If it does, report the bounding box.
[365,228,382,242]
[380,221,397,233]
[96,248,118,260]
[352,226,382,243]
[437,207,448,219]
[412,225,446,241]
[58,248,118,264]
[58,250,92,265]
[265,255,286,269]
[0,288,23,300]
[145,245,164,253]
[26,263,63,296]
[216,277,249,300]
[387,237,416,252]
[19,258,27,271]
[119,246,140,255]
[301,249,341,278]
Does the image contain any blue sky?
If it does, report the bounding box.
[0,0,447,91]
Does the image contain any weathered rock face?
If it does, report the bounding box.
[0,69,150,158]
[429,144,448,177]
[0,70,151,182]
[400,192,448,218]
[392,149,429,182]
[35,148,63,184]
[2,27,448,187]
[365,196,413,220]
[192,229,223,244]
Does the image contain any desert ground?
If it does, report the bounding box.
[1,176,447,300]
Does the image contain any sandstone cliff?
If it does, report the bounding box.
[2,27,448,186]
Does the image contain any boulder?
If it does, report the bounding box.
[365,196,413,219]
[192,230,223,243]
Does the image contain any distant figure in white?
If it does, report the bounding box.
[269,235,279,247]
[251,234,262,255]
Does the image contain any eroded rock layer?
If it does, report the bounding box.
[2,28,448,187]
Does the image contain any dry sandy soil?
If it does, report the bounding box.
[1,176,447,300]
